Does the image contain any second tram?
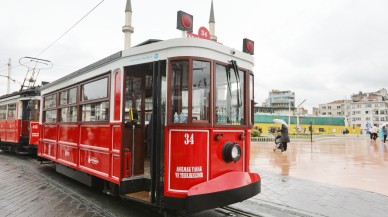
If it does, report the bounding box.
[0,87,40,154]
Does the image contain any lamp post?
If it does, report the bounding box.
[296,99,306,132]
[288,99,291,127]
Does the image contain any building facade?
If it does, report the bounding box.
[255,90,295,115]
[318,88,388,133]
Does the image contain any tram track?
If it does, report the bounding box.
[215,206,262,217]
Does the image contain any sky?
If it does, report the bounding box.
[1,0,388,112]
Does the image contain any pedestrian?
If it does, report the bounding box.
[370,125,378,140]
[382,126,387,143]
[278,124,290,152]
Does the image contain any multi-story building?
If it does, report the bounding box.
[318,88,388,133]
[255,90,296,115]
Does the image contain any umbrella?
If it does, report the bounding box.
[273,119,287,127]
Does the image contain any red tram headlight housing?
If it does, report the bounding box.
[222,142,242,163]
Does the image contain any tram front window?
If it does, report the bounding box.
[215,63,245,125]
[171,60,189,123]
[192,60,210,123]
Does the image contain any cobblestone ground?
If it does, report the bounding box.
[248,169,388,217]
[0,153,104,217]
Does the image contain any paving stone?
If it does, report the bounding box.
[0,154,103,217]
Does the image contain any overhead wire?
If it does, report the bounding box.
[2,0,105,89]
[36,0,105,57]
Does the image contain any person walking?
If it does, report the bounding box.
[382,126,387,143]
[370,125,378,140]
[278,124,290,152]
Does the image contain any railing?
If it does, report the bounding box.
[251,133,366,142]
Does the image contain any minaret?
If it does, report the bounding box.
[122,0,134,49]
[209,0,217,42]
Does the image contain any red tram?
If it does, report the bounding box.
[0,87,40,154]
[37,37,260,213]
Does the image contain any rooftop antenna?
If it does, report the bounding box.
[19,57,53,91]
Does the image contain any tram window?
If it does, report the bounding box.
[60,106,78,122]
[171,60,189,123]
[124,76,142,123]
[215,64,245,125]
[44,110,57,123]
[81,102,109,122]
[192,60,210,122]
[82,78,108,101]
[0,105,7,120]
[44,94,57,108]
[28,100,40,121]
[60,87,77,105]
[7,104,16,120]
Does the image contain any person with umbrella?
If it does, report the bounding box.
[273,119,291,152]
[278,124,290,152]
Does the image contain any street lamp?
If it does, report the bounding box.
[296,99,306,132]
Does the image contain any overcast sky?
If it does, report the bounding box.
[1,0,388,112]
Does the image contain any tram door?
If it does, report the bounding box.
[123,61,166,187]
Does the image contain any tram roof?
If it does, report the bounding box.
[0,86,40,101]
[40,38,254,92]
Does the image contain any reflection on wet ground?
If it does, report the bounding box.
[250,137,388,196]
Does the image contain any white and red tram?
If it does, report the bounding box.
[0,87,40,154]
[38,37,260,213]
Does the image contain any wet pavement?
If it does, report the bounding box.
[239,136,388,217]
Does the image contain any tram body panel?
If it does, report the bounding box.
[0,91,40,153]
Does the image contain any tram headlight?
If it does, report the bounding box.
[222,142,241,163]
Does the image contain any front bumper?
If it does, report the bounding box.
[165,171,261,213]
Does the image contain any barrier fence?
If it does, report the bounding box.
[251,134,366,142]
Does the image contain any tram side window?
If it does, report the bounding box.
[7,104,16,120]
[82,78,108,101]
[192,60,210,122]
[215,64,245,125]
[80,77,109,122]
[0,105,7,120]
[44,94,56,109]
[60,87,77,105]
[59,87,78,122]
[43,94,57,123]
[60,107,78,122]
[171,60,189,123]
[82,102,109,122]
